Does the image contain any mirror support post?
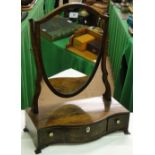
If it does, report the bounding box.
[101,14,112,111]
[30,19,42,114]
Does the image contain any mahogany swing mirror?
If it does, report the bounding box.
[24,3,130,154]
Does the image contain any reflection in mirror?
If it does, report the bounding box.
[40,5,105,95]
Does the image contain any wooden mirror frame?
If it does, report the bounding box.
[30,3,111,113]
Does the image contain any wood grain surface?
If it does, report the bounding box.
[27,96,128,128]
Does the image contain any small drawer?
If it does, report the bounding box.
[64,120,107,143]
[107,114,129,133]
[38,120,107,145]
[38,127,65,146]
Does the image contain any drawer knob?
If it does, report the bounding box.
[116,119,121,125]
[49,132,54,137]
[86,127,91,133]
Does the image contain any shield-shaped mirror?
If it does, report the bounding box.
[33,3,108,97]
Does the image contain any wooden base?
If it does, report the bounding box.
[25,96,129,154]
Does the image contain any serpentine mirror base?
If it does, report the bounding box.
[24,96,130,154]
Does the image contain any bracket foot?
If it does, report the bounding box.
[23,127,29,132]
[35,148,42,154]
[124,129,130,135]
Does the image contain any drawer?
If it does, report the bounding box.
[64,120,107,143]
[38,127,65,146]
[38,120,107,146]
[107,113,129,133]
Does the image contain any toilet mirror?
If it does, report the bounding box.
[32,3,108,97]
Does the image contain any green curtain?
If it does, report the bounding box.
[21,0,55,109]
[44,0,56,14]
[108,2,133,111]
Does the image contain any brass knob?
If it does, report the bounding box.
[86,127,91,133]
[49,132,54,137]
[116,119,121,125]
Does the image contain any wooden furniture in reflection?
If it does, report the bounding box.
[83,0,110,15]
[67,47,97,62]
[66,27,102,61]
[49,76,89,94]
[21,0,37,11]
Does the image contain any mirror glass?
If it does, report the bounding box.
[39,5,105,95]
